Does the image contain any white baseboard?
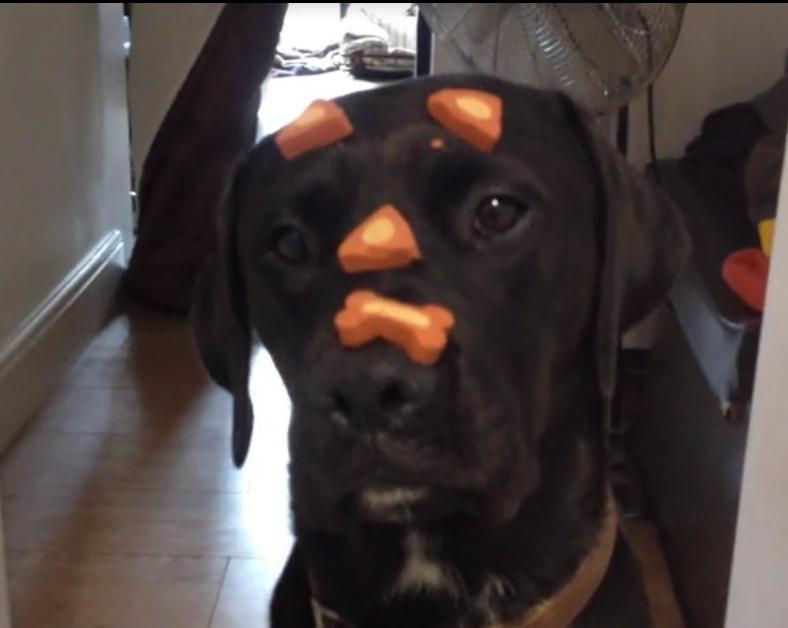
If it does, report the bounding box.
[0,230,125,454]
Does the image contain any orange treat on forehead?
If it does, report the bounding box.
[275,99,353,160]
[338,205,422,273]
[335,291,455,365]
[427,89,502,152]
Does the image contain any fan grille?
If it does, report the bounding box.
[420,3,685,113]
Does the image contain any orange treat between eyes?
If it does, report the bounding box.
[338,205,422,273]
[335,291,455,365]
[275,99,353,160]
[427,88,502,153]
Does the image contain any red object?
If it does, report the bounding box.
[722,248,770,312]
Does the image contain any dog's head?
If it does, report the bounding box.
[193,75,689,530]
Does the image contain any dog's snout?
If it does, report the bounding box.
[378,380,409,412]
[322,353,437,433]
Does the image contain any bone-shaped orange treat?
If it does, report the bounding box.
[338,205,422,273]
[335,291,455,365]
[275,99,353,160]
[427,89,502,153]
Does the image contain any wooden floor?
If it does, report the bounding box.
[0,301,685,627]
[1,302,293,627]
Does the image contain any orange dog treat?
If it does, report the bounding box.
[427,88,502,152]
[338,205,422,273]
[275,99,353,160]
[335,291,455,365]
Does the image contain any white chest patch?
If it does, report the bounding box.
[474,574,515,623]
[390,531,459,598]
[360,486,429,519]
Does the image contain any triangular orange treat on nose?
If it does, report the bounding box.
[275,99,353,160]
[338,205,422,273]
[427,89,502,152]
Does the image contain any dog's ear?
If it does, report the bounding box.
[191,177,254,467]
[558,94,691,427]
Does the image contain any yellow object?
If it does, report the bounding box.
[759,218,776,257]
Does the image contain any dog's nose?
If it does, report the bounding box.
[325,355,437,433]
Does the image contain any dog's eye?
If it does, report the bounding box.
[271,226,309,264]
[473,197,528,237]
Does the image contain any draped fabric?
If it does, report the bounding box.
[125,3,288,312]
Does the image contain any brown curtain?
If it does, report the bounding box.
[125,3,288,312]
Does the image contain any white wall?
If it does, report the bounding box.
[128,3,222,185]
[0,4,133,623]
[0,3,133,346]
[629,3,788,167]
[726,131,788,628]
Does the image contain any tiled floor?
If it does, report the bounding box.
[1,302,293,627]
[0,300,685,627]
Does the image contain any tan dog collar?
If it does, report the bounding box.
[310,488,618,628]
[492,487,618,628]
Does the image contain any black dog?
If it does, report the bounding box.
[192,74,689,627]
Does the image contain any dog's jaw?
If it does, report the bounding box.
[358,486,431,522]
[295,434,609,622]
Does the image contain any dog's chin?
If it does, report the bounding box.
[355,485,431,523]
[347,485,479,524]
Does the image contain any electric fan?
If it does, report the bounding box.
[419,3,685,115]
